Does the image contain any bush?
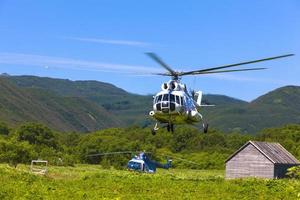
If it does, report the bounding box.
[0,139,35,167]
[286,166,300,179]
[14,123,58,149]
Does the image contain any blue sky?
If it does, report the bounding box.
[0,0,299,101]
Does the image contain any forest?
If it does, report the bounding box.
[1,121,300,171]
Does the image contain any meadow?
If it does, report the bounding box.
[1,124,300,199]
[1,164,300,200]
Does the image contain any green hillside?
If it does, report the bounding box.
[0,77,123,132]
[6,75,152,127]
[203,86,300,133]
[7,75,128,96]
[1,75,300,133]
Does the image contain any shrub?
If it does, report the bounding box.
[0,139,35,167]
[286,166,300,179]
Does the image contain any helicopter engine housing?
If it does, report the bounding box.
[169,81,178,90]
[161,81,180,91]
[161,83,169,91]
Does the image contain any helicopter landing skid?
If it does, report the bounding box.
[151,123,175,135]
[151,123,159,135]
[166,123,174,133]
[198,113,208,133]
[203,122,208,133]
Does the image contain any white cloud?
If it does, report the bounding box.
[0,52,161,74]
[205,73,288,84]
[65,37,152,47]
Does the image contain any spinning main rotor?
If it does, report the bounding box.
[146,52,294,80]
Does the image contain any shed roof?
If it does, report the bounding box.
[225,141,300,164]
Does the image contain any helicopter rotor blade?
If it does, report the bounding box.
[146,52,177,76]
[152,72,172,76]
[86,151,137,157]
[159,153,203,166]
[189,67,267,75]
[179,54,294,76]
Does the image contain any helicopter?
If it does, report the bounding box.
[146,53,294,135]
[87,151,172,173]
[127,152,172,173]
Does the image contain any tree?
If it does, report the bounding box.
[0,139,34,167]
[171,127,199,152]
[14,123,57,149]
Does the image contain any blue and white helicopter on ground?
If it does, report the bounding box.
[87,151,172,173]
[127,152,172,173]
[146,53,294,135]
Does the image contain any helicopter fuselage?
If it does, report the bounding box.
[149,80,202,126]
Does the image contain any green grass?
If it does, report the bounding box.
[0,164,300,200]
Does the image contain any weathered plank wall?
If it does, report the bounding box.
[226,144,274,179]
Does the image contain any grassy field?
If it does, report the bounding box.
[0,164,300,200]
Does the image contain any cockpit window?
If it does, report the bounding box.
[157,95,162,102]
[170,94,175,102]
[163,94,169,101]
[128,161,142,170]
[175,95,180,104]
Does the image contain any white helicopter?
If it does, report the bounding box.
[146,52,294,135]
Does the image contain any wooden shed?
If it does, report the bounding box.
[225,141,300,179]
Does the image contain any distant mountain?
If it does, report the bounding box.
[6,76,153,127]
[0,73,10,77]
[202,86,300,133]
[246,86,300,131]
[0,75,299,133]
[0,77,123,132]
